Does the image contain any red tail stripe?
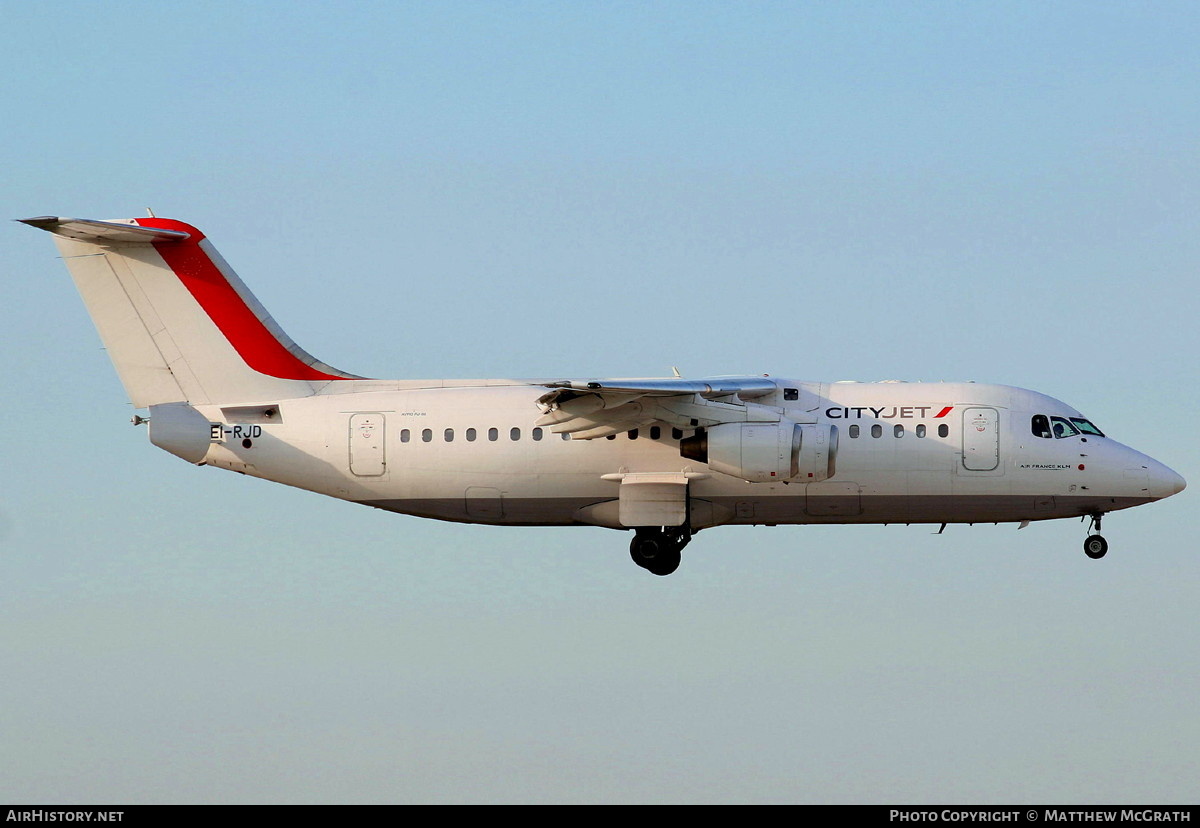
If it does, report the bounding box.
[135,218,350,382]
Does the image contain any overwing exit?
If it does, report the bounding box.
[22,215,1186,575]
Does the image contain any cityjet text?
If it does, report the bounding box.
[827,406,954,420]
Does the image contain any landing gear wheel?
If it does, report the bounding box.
[630,533,663,568]
[630,528,686,576]
[645,545,681,576]
[1083,534,1109,559]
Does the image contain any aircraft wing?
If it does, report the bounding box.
[535,377,779,439]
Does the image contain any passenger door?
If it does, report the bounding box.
[349,413,387,476]
[961,407,1000,471]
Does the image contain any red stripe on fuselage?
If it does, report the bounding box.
[135,218,349,382]
[934,406,954,418]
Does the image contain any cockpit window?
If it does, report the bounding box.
[1070,417,1105,437]
[1031,414,1051,439]
[1050,416,1080,439]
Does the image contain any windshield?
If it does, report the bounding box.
[1070,417,1105,437]
[1049,416,1080,439]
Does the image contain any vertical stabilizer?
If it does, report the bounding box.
[22,216,361,407]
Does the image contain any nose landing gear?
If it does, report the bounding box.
[630,527,691,576]
[1083,513,1108,559]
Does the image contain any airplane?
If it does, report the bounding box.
[22,214,1186,575]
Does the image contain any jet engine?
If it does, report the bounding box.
[680,421,838,483]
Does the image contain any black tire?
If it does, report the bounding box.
[1083,534,1109,559]
[645,546,681,576]
[630,531,682,575]
[630,533,663,569]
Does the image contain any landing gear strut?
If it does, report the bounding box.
[1084,513,1108,560]
[630,527,691,576]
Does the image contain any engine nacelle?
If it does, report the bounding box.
[680,421,838,483]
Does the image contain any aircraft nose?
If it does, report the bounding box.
[1149,462,1186,499]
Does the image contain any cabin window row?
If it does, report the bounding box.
[847,423,949,439]
[398,425,688,444]
[605,426,683,441]
[400,426,571,443]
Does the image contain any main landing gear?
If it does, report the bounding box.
[1083,513,1108,560]
[630,527,691,576]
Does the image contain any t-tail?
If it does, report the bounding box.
[21,216,362,408]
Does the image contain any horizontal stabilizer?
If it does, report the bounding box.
[19,216,190,244]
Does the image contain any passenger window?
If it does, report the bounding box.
[871,424,882,438]
[488,427,498,442]
[628,429,638,440]
[401,429,410,443]
[916,424,926,438]
[783,388,799,401]
[671,428,683,440]
[650,426,661,440]
[560,432,571,441]
[606,434,616,440]
[894,424,904,438]
[422,428,432,442]
[1031,414,1052,439]
[510,427,521,441]
[532,427,543,441]
[444,428,454,442]
[938,424,948,438]
[466,428,477,442]
[849,425,860,438]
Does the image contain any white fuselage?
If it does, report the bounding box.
[175,378,1180,531]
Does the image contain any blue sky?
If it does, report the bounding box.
[1,1,1197,803]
